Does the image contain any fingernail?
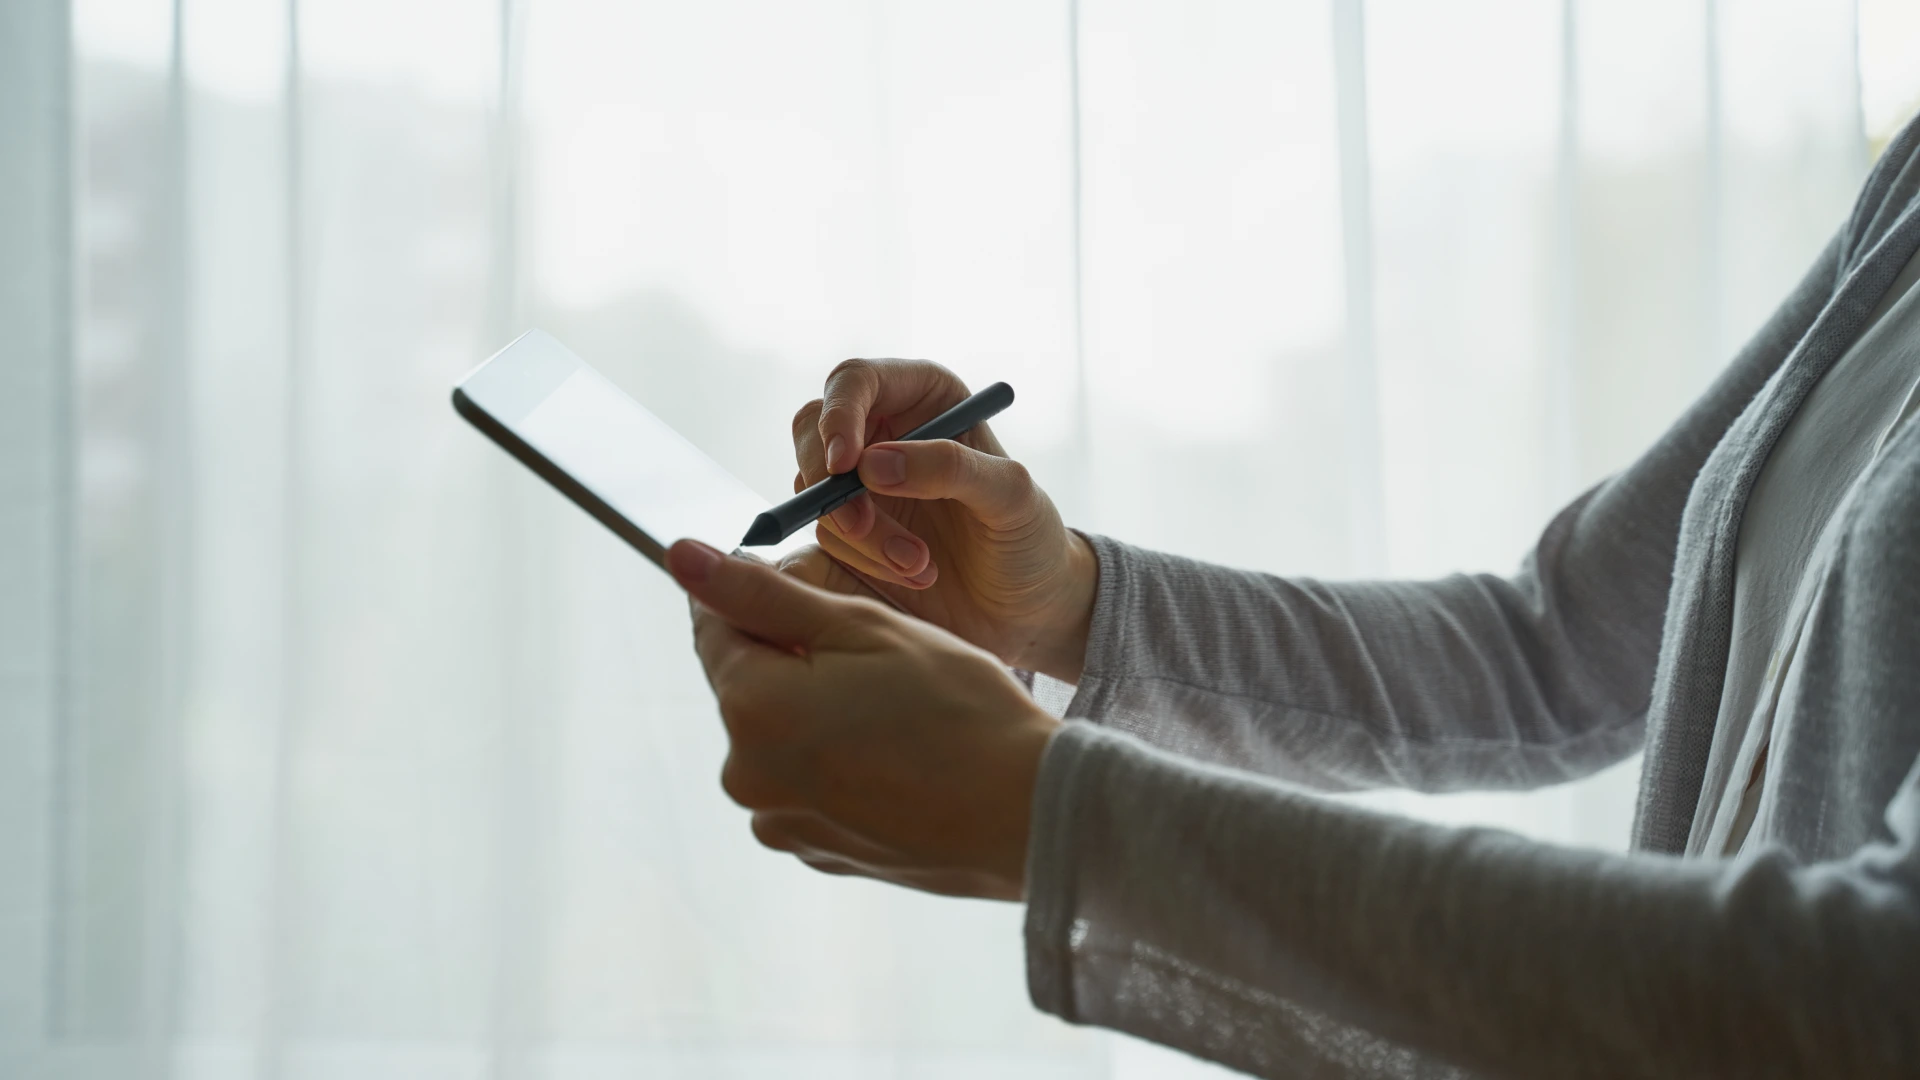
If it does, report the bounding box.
[866,447,906,487]
[907,560,938,587]
[670,539,724,584]
[883,535,923,572]
[829,494,861,532]
[826,435,846,472]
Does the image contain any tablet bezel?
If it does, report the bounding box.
[452,329,757,568]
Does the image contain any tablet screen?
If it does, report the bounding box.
[458,331,770,559]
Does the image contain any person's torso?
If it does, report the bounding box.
[1633,124,1920,859]
[1691,248,1920,855]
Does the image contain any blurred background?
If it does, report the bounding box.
[3,0,1918,1077]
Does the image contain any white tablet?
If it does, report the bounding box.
[452,329,773,567]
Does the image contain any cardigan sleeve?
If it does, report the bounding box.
[1056,229,1840,794]
[1024,721,1920,1078]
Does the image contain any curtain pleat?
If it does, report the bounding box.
[0,0,72,1072]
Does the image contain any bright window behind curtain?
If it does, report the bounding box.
[6,0,1914,1077]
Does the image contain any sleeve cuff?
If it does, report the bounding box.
[1062,532,1136,724]
[1022,720,1103,1022]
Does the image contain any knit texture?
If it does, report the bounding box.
[1022,118,1920,1077]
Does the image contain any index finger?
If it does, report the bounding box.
[818,358,971,474]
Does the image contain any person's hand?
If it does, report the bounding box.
[772,543,889,604]
[790,358,1096,682]
[669,538,1059,900]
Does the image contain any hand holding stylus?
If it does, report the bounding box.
[788,358,1097,683]
[743,379,1016,546]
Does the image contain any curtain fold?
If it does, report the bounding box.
[7,1,1895,1077]
[1,0,71,1073]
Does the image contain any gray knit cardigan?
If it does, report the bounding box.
[1023,119,1920,1077]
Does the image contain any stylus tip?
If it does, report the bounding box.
[740,513,784,547]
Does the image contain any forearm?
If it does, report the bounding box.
[1055,231,1841,793]
[1063,528,1651,792]
[1027,723,1920,1078]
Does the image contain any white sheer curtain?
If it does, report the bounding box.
[4,1,1914,1077]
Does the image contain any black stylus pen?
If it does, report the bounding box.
[740,381,1015,546]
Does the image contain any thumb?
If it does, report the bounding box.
[667,539,847,648]
[857,438,1038,527]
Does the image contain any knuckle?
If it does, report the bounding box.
[720,756,772,809]
[822,359,880,414]
[846,596,899,632]
[749,812,791,851]
[825,357,872,389]
[917,360,969,400]
[1000,457,1034,494]
[926,360,965,387]
[790,399,823,439]
[777,545,830,583]
[935,441,970,487]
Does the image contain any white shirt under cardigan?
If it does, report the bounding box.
[1021,118,1920,1077]
[1704,242,1920,855]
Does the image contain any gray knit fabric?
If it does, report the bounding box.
[1022,120,1920,1077]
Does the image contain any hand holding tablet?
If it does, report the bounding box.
[455,331,1093,682]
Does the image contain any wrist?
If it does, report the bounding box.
[987,704,1060,902]
[1022,530,1098,684]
